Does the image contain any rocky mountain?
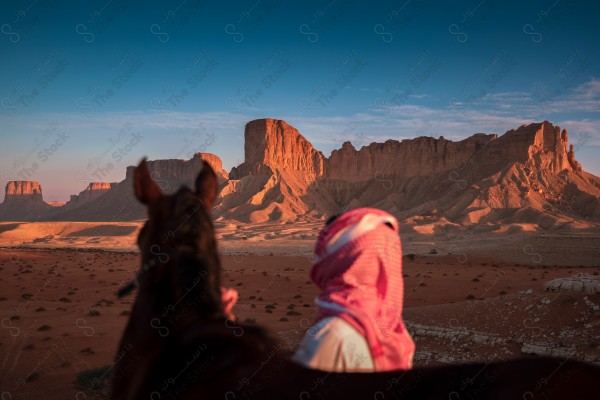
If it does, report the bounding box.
[230,119,325,179]
[48,153,229,221]
[0,181,52,221]
[324,134,497,180]
[4,181,44,200]
[0,153,228,222]
[64,182,116,210]
[221,119,332,222]
[1,119,598,231]
[216,119,600,231]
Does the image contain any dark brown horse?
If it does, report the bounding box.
[111,159,599,400]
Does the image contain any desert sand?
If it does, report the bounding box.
[0,221,599,399]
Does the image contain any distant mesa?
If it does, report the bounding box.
[124,152,228,184]
[0,181,51,221]
[47,201,67,207]
[65,182,116,210]
[51,152,228,221]
[5,180,44,200]
[0,119,599,231]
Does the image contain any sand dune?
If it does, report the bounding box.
[1,221,599,268]
[0,222,143,250]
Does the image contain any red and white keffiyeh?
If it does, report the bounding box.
[310,207,415,371]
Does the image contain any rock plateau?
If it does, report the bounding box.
[0,181,51,221]
[1,119,598,231]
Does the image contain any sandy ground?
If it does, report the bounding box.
[0,222,599,399]
[1,220,599,266]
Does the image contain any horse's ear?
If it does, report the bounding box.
[134,158,162,204]
[195,161,218,209]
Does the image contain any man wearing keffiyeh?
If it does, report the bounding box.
[293,207,415,372]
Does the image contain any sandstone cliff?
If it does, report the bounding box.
[0,181,52,221]
[230,119,325,179]
[4,181,44,201]
[219,118,600,228]
[218,119,335,223]
[4,119,598,230]
[325,134,497,180]
[65,182,115,210]
[49,153,228,221]
[124,152,228,186]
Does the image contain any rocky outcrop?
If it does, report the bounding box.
[4,181,44,201]
[496,121,572,173]
[229,119,581,181]
[9,119,599,227]
[49,153,228,221]
[567,144,583,173]
[323,121,576,181]
[325,134,497,180]
[124,153,228,187]
[544,274,600,294]
[199,153,229,184]
[230,119,325,179]
[220,118,600,226]
[220,119,335,222]
[133,153,228,185]
[65,182,115,210]
[406,322,506,346]
[0,181,51,221]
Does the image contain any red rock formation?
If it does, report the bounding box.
[199,153,229,184]
[230,119,325,179]
[50,153,228,221]
[567,144,583,173]
[14,119,598,228]
[325,134,497,180]
[221,118,600,226]
[494,121,572,173]
[323,121,576,182]
[65,182,115,209]
[4,181,44,201]
[125,153,228,186]
[0,181,51,221]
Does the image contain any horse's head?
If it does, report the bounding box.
[121,158,223,322]
[113,159,280,400]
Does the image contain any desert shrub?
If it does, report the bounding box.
[73,365,111,393]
